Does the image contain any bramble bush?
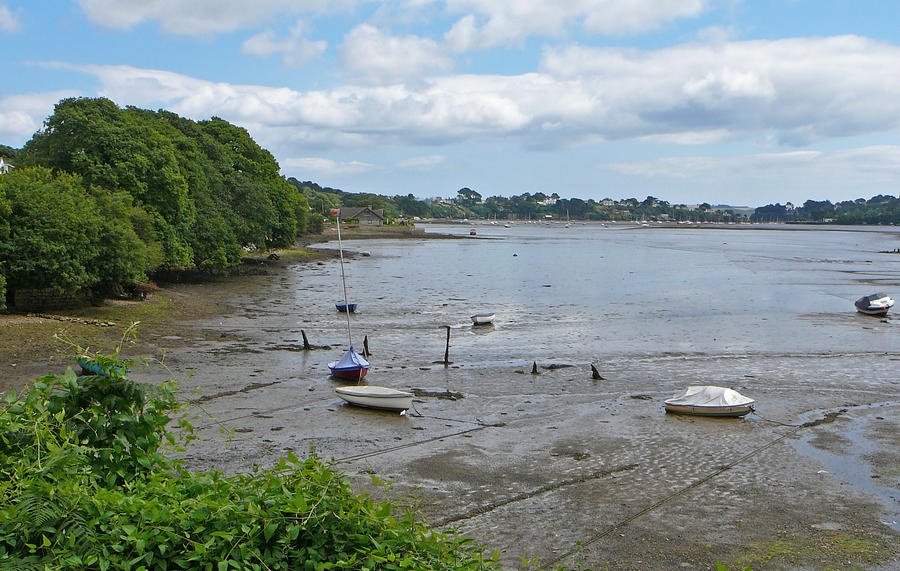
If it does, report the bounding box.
[0,352,498,570]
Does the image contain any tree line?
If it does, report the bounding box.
[750,196,900,224]
[0,97,322,310]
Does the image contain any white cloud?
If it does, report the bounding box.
[444,0,707,50]
[0,4,21,33]
[282,156,375,176]
[539,35,900,145]
[339,24,453,85]
[44,34,900,157]
[0,92,80,145]
[74,0,337,37]
[242,20,326,67]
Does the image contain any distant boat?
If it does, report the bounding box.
[854,292,894,316]
[470,229,477,236]
[471,312,495,325]
[328,346,370,380]
[664,386,755,417]
[335,302,357,313]
[335,385,413,412]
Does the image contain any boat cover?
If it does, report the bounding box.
[664,385,754,407]
[855,292,893,307]
[331,347,369,371]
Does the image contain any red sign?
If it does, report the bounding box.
[332,209,339,215]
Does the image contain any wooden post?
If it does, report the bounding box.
[531,361,539,374]
[363,335,370,357]
[591,364,604,380]
[301,330,311,350]
[443,326,451,366]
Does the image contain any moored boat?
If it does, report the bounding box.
[335,385,413,411]
[471,312,495,325]
[335,302,357,313]
[328,346,369,380]
[664,385,755,417]
[854,292,894,316]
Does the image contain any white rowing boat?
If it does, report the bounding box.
[335,385,413,412]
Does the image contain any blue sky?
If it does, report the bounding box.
[2,1,900,207]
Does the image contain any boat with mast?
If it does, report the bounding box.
[327,209,369,380]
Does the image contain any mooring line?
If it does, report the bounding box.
[334,425,488,464]
[544,421,811,568]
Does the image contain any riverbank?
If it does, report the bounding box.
[1,227,898,570]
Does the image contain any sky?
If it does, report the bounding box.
[2,1,900,207]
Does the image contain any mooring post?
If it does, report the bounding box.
[531,361,539,374]
[443,325,451,366]
[591,363,604,380]
[301,330,311,350]
[363,335,370,357]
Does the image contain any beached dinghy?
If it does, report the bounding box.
[854,292,894,317]
[335,385,413,412]
[664,385,755,417]
[471,312,495,325]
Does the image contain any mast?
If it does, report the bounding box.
[334,209,353,347]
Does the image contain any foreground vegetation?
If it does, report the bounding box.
[0,346,497,569]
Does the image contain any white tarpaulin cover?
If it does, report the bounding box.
[664,385,754,407]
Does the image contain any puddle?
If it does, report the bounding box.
[791,404,900,531]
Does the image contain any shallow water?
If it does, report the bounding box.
[298,222,898,363]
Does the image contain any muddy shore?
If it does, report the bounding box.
[2,228,898,570]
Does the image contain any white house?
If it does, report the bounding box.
[0,156,12,175]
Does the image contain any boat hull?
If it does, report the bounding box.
[664,403,754,417]
[328,364,369,380]
[854,293,894,316]
[335,385,413,411]
[336,303,357,313]
[471,313,495,325]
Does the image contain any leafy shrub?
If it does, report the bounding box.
[0,351,497,569]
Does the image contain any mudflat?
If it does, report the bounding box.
[2,233,898,570]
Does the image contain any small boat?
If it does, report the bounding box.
[335,302,357,313]
[469,229,477,236]
[471,312,495,325]
[854,292,894,316]
[335,385,414,412]
[328,346,370,380]
[664,385,755,417]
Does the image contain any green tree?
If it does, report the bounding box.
[0,168,101,292]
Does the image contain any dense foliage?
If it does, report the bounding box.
[0,353,497,570]
[0,167,161,296]
[0,97,318,301]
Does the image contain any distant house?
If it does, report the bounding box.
[339,206,385,226]
[0,155,12,175]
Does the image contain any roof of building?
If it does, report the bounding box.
[339,206,385,219]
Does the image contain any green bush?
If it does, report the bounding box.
[0,352,497,569]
